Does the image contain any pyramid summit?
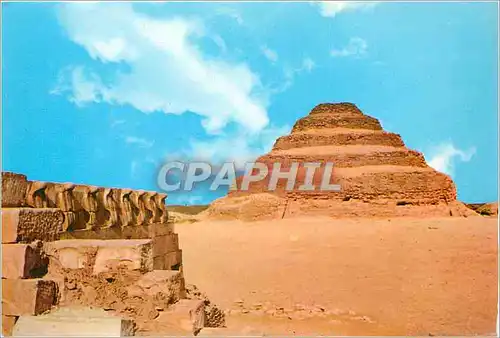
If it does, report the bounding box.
[204,102,476,220]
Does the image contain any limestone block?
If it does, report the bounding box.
[2,279,58,316]
[91,187,119,229]
[152,233,179,257]
[12,306,135,337]
[165,250,182,270]
[61,211,76,232]
[140,192,156,224]
[153,193,169,223]
[113,189,134,227]
[44,240,96,270]
[2,244,46,279]
[2,173,28,207]
[72,185,98,213]
[44,183,74,211]
[93,239,153,274]
[24,181,48,208]
[153,256,166,270]
[148,223,174,237]
[58,223,173,240]
[128,191,144,225]
[2,208,63,243]
[164,299,206,335]
[2,315,18,336]
[45,239,153,274]
[127,270,186,306]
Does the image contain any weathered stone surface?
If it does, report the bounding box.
[2,315,18,336]
[20,175,168,231]
[2,279,58,316]
[153,233,179,257]
[274,129,405,150]
[309,102,363,115]
[45,239,153,274]
[58,223,173,240]
[2,172,28,207]
[127,270,186,305]
[203,102,475,219]
[259,145,428,168]
[2,243,47,279]
[148,223,174,237]
[165,250,182,270]
[153,256,166,270]
[12,306,135,337]
[1,208,63,243]
[185,284,226,329]
[230,165,457,202]
[93,239,153,274]
[163,299,206,335]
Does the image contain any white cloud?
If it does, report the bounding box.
[54,3,269,134]
[110,119,126,128]
[261,45,278,63]
[130,160,139,177]
[331,37,368,57]
[273,57,316,93]
[212,34,227,53]
[425,142,476,176]
[52,66,104,106]
[301,57,316,72]
[169,125,291,170]
[125,136,154,148]
[314,1,378,18]
[215,7,244,25]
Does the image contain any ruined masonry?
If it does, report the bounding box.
[205,102,477,220]
[1,172,224,336]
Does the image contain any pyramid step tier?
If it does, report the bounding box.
[292,114,382,133]
[309,102,364,116]
[260,145,427,168]
[274,128,405,150]
[230,165,456,204]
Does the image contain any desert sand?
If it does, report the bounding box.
[177,216,498,336]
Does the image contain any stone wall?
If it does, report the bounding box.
[1,172,186,336]
[3,173,169,235]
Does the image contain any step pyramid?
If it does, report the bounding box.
[204,103,476,220]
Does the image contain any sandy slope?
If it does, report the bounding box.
[176,216,498,336]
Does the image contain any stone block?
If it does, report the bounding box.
[2,315,18,336]
[93,239,153,274]
[149,223,174,237]
[2,279,58,316]
[165,250,182,270]
[127,270,186,305]
[58,223,173,240]
[45,239,153,274]
[2,208,63,243]
[152,233,179,257]
[44,240,97,270]
[12,306,135,337]
[2,173,28,207]
[164,299,206,335]
[153,256,166,270]
[2,244,46,279]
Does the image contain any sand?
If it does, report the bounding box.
[176,216,498,336]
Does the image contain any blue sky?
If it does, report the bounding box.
[2,1,498,204]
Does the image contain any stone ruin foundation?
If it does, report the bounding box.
[1,172,225,336]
